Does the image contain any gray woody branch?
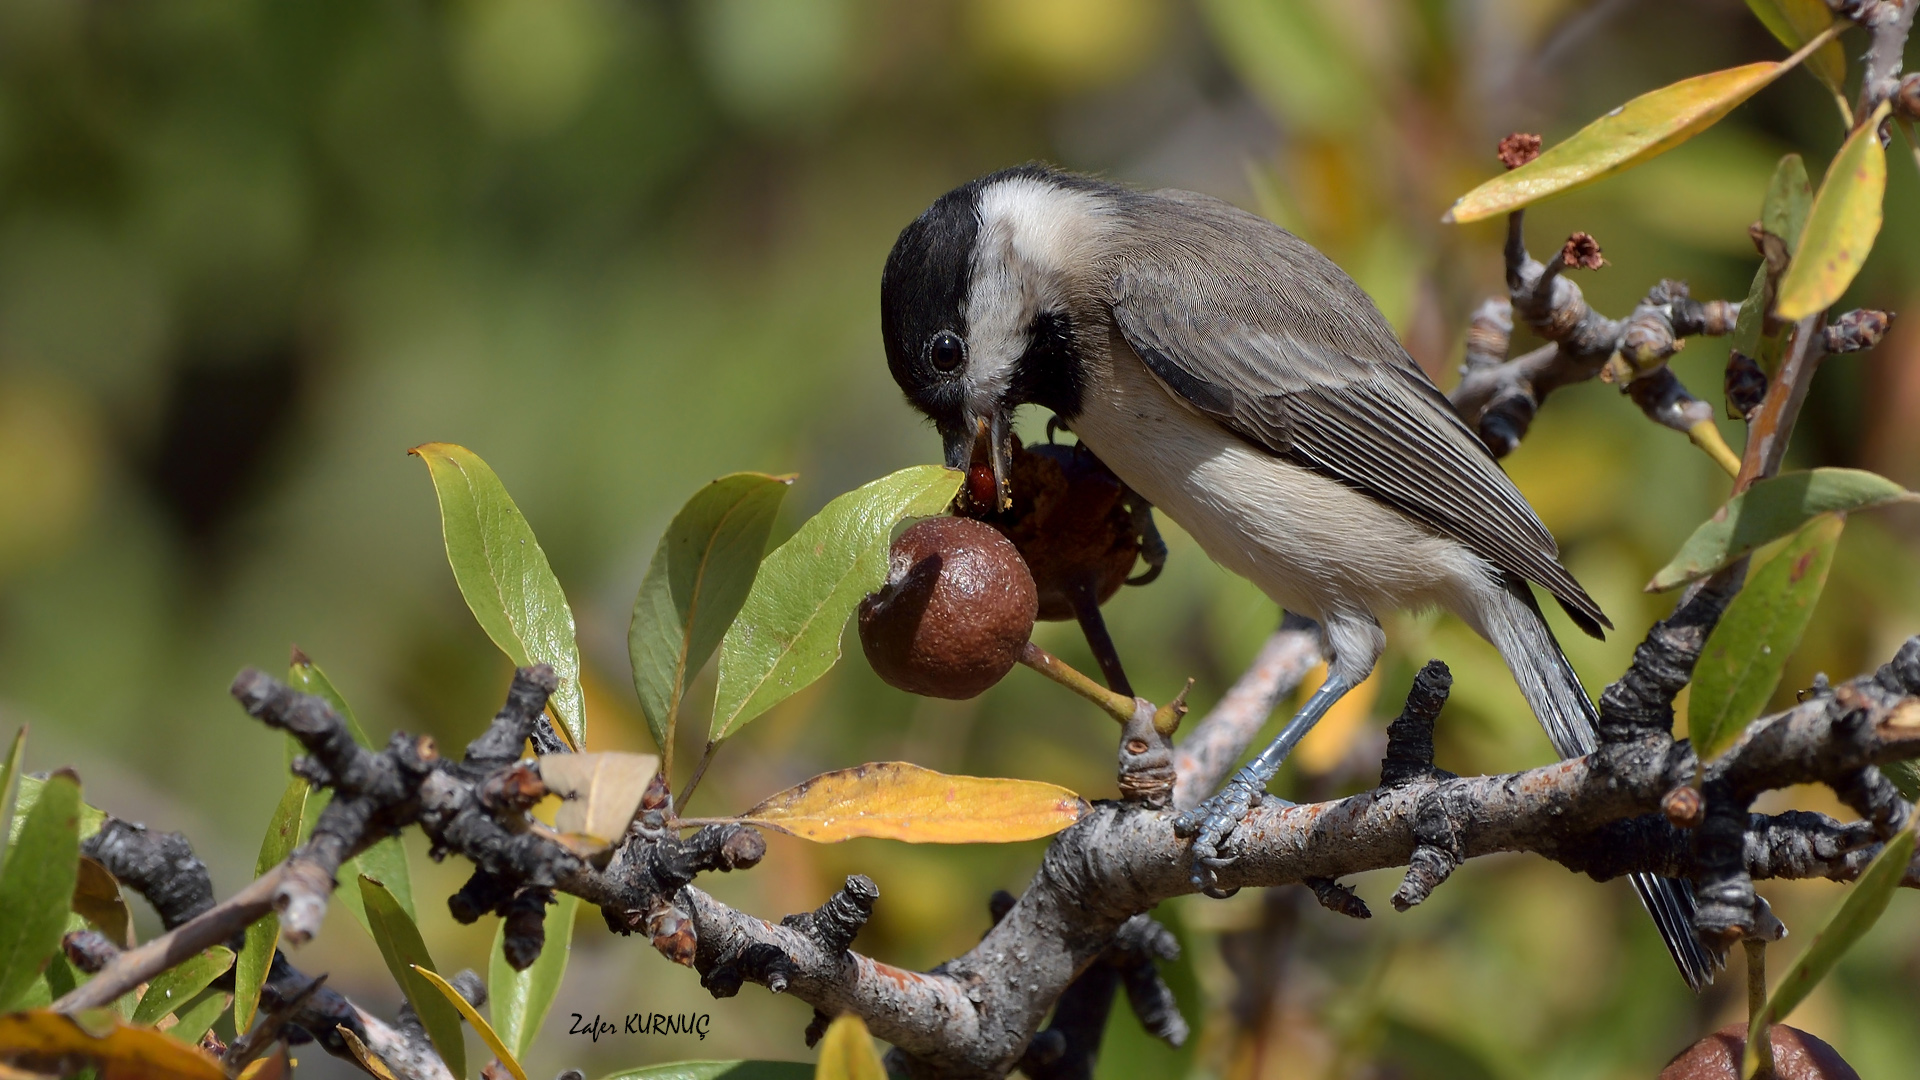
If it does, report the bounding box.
[55,609,1920,1080]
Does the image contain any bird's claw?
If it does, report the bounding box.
[1176,771,1269,887]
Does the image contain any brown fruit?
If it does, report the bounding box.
[985,440,1142,621]
[1659,1023,1859,1080]
[858,516,1038,699]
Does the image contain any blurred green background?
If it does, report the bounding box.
[3,0,1920,1077]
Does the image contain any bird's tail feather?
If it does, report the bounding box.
[1480,575,1719,991]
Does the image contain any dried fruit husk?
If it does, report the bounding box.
[981,440,1141,621]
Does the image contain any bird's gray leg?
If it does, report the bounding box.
[1174,613,1382,889]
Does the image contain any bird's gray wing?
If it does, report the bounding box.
[1109,246,1609,637]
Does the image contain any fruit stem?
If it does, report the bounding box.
[1746,938,1774,1080]
[1019,642,1136,726]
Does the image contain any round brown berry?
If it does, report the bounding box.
[858,517,1038,699]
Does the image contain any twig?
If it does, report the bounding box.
[52,865,287,1013]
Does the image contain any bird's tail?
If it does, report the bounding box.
[1479,575,1719,991]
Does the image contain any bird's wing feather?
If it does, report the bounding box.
[1107,203,1608,635]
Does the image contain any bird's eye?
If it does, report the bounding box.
[928,331,966,373]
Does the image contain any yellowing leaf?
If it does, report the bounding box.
[1775,103,1892,321]
[1746,0,1847,108]
[712,466,961,742]
[236,1044,290,1080]
[1649,468,1914,590]
[0,1009,227,1080]
[813,1016,885,1080]
[411,442,586,749]
[1446,63,1787,223]
[1688,515,1842,762]
[1744,826,1917,1077]
[740,762,1085,844]
[539,752,659,843]
[630,473,791,784]
[412,964,528,1080]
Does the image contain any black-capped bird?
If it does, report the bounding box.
[877,164,1714,989]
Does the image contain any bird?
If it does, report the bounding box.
[877,163,1715,990]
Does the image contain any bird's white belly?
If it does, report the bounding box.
[1064,357,1496,625]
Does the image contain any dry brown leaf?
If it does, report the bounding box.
[72,856,135,948]
[336,1027,399,1080]
[0,1009,225,1080]
[538,752,659,843]
[739,762,1087,843]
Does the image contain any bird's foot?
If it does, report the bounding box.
[1173,768,1290,891]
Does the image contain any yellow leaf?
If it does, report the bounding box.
[740,763,1086,844]
[335,1026,399,1080]
[1293,665,1380,774]
[1446,63,1786,223]
[1775,103,1892,321]
[1746,0,1847,109]
[538,751,660,843]
[0,1009,225,1080]
[411,964,530,1080]
[236,1044,291,1080]
[813,1015,886,1080]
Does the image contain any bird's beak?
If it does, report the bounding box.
[943,409,1012,514]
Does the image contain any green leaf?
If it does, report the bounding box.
[287,651,413,936]
[711,465,961,742]
[1445,62,1790,223]
[0,725,23,864]
[412,441,586,749]
[596,1063,813,1080]
[1763,152,1814,255]
[630,473,791,784]
[1744,826,1917,1077]
[360,874,466,1079]
[234,776,308,1032]
[287,649,375,747]
[1882,760,1920,800]
[8,776,104,848]
[490,892,577,1062]
[1688,515,1843,761]
[1649,468,1915,590]
[132,947,233,1027]
[1775,103,1892,321]
[1745,0,1847,106]
[0,771,81,1012]
[165,986,229,1047]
